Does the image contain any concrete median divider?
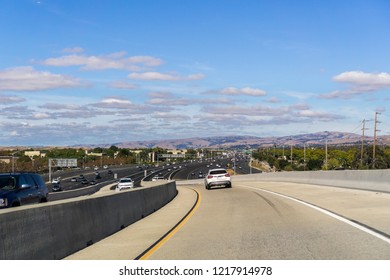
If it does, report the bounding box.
[0,181,177,260]
[48,182,112,201]
[233,169,390,193]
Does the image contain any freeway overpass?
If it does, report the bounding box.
[1,168,390,260]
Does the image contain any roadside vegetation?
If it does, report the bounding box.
[0,146,164,173]
[1,144,389,174]
[251,145,390,171]
[0,146,206,173]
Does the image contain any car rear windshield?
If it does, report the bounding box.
[0,176,18,190]
[209,169,227,175]
[120,178,132,183]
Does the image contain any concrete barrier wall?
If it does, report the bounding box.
[141,179,173,188]
[233,170,390,193]
[0,182,177,260]
[48,182,110,201]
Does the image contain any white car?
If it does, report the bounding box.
[116,177,134,190]
[204,168,232,190]
[152,176,165,181]
[52,178,61,184]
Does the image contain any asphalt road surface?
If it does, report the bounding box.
[67,179,390,260]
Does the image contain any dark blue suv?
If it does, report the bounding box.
[0,173,49,209]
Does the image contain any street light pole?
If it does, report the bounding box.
[234,152,236,175]
[250,154,252,174]
[11,152,17,173]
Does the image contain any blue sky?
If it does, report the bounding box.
[1,0,390,146]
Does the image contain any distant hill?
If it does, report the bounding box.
[84,131,390,149]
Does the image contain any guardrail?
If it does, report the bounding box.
[0,181,177,260]
[232,169,390,193]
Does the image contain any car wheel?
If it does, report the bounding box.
[11,201,20,207]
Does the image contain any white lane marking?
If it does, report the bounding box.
[240,184,390,245]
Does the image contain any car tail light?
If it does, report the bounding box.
[207,175,213,179]
[225,173,230,177]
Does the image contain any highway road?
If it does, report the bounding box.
[171,157,262,181]
[67,179,390,260]
[44,165,156,197]
[43,155,256,198]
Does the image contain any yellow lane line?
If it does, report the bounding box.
[135,188,201,260]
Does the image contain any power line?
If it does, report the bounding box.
[349,121,364,134]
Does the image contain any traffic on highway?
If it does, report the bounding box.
[1,153,258,206]
[0,152,258,214]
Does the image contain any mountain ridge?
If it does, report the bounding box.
[79,131,390,149]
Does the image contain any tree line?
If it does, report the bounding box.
[252,144,390,171]
[0,146,198,173]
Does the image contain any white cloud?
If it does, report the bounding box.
[333,71,390,86]
[219,87,267,96]
[147,92,190,106]
[195,97,233,104]
[95,97,133,109]
[148,97,190,106]
[88,96,159,115]
[296,110,343,121]
[200,103,343,125]
[146,92,232,107]
[202,104,309,117]
[152,112,191,121]
[40,103,82,110]
[102,97,132,104]
[148,92,174,99]
[128,72,205,81]
[186,73,206,80]
[320,71,390,99]
[42,53,163,71]
[0,94,26,104]
[110,81,137,90]
[33,113,51,119]
[266,97,280,103]
[284,91,315,100]
[0,66,82,91]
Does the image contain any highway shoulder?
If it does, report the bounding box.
[64,185,197,260]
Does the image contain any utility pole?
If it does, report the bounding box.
[325,139,328,170]
[49,159,52,183]
[11,153,15,173]
[250,154,252,174]
[360,119,369,168]
[303,143,306,171]
[273,144,276,157]
[11,151,19,173]
[373,112,381,169]
[233,151,236,175]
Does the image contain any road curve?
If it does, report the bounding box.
[66,180,390,260]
